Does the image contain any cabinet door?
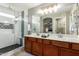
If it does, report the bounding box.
[60,48,79,56]
[43,39,51,45]
[72,43,79,50]
[43,44,58,56]
[37,38,42,43]
[32,42,42,56]
[24,39,31,53]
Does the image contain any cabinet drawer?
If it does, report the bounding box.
[60,48,79,56]
[51,40,69,48]
[36,38,42,43]
[72,43,79,50]
[43,44,58,56]
[28,37,36,42]
[43,39,51,45]
[25,39,31,48]
[24,38,31,53]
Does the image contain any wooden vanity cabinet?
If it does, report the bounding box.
[60,48,79,56]
[24,36,79,56]
[24,37,36,53]
[51,40,69,48]
[36,38,43,43]
[42,39,58,56]
[43,39,51,45]
[24,37,32,53]
[43,44,58,56]
[32,38,43,56]
[72,43,79,50]
[30,37,36,42]
[32,42,43,56]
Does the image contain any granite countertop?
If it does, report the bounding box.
[25,34,79,43]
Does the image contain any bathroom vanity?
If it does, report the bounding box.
[24,34,79,56]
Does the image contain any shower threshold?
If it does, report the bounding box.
[0,44,21,55]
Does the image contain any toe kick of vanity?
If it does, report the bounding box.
[24,36,79,56]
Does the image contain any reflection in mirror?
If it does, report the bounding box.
[56,17,66,34]
[70,15,79,35]
[43,17,52,33]
[70,4,79,35]
[28,3,79,35]
[32,15,40,33]
[27,23,31,34]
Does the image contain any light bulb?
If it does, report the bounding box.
[57,4,61,9]
[52,5,58,12]
[43,8,48,14]
[38,9,44,15]
[48,7,53,13]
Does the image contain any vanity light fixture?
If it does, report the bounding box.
[0,12,15,18]
[52,4,61,12]
[37,4,61,15]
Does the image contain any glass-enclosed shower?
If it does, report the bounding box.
[0,11,28,55]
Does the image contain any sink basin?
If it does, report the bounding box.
[41,34,49,38]
[57,34,63,38]
[41,35,47,38]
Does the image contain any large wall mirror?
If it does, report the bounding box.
[28,3,79,35]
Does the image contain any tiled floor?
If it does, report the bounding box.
[13,50,33,56]
[0,46,33,56]
[0,44,21,55]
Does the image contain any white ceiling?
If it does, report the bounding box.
[0,3,75,23]
[0,3,42,12]
[0,3,75,17]
[12,3,42,9]
[0,3,74,14]
[0,3,42,23]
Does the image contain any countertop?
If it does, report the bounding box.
[24,34,79,43]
